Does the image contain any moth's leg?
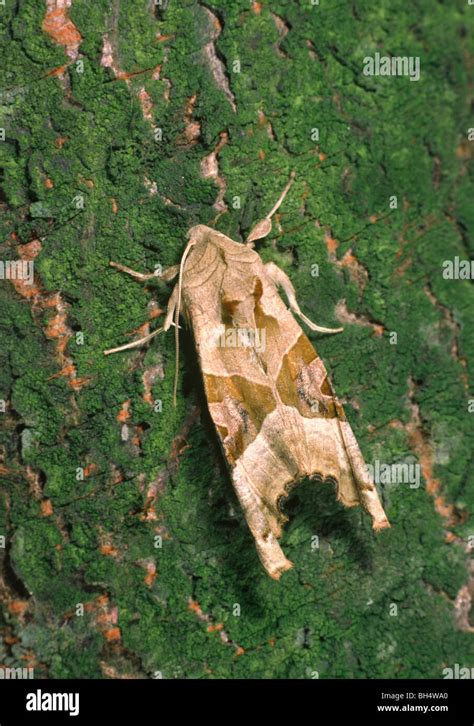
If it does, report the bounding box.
[163,283,179,331]
[264,261,343,334]
[109,261,179,283]
[104,326,164,355]
[104,284,181,356]
[246,171,296,245]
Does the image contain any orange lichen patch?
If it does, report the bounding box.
[139,475,166,523]
[410,437,457,525]
[209,12,221,32]
[104,627,121,642]
[188,599,203,616]
[341,251,357,268]
[143,176,158,196]
[20,651,42,670]
[182,94,200,144]
[69,376,91,390]
[394,255,412,278]
[324,230,339,257]
[133,321,150,338]
[17,279,89,390]
[143,363,164,405]
[138,87,153,122]
[319,151,327,161]
[11,237,41,273]
[131,424,147,447]
[407,429,455,523]
[100,35,117,72]
[395,379,460,528]
[40,499,54,516]
[45,312,69,342]
[100,544,119,557]
[434,495,456,520]
[41,293,58,309]
[110,465,124,485]
[389,382,473,631]
[87,600,113,629]
[335,300,385,337]
[188,598,244,654]
[143,392,153,406]
[114,69,147,81]
[141,504,156,521]
[9,275,41,300]
[95,610,110,626]
[99,662,142,679]
[83,463,97,477]
[24,466,43,499]
[156,34,175,43]
[423,283,466,386]
[117,400,132,423]
[79,177,94,189]
[454,579,474,634]
[143,562,157,587]
[42,4,82,60]
[200,131,229,213]
[184,93,197,121]
[148,301,162,320]
[394,215,440,278]
[8,600,28,616]
[45,64,68,78]
[252,1,263,13]
[340,249,372,295]
[55,135,69,148]
[207,623,224,633]
[325,237,371,300]
[111,198,118,213]
[456,140,473,160]
[138,407,200,521]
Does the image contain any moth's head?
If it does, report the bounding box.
[186,224,210,245]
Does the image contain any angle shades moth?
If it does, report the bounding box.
[105,173,390,580]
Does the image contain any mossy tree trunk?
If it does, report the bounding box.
[0,0,473,678]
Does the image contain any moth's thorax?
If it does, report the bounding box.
[183,225,260,288]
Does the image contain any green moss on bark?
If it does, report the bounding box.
[0,0,473,678]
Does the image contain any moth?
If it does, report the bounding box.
[105,173,390,579]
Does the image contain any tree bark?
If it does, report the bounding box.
[0,0,473,678]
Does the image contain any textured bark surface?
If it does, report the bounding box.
[0,0,473,678]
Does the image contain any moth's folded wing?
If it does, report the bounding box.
[277,332,390,531]
[204,372,297,579]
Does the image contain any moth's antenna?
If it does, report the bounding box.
[266,170,296,220]
[246,171,296,245]
[173,238,196,406]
